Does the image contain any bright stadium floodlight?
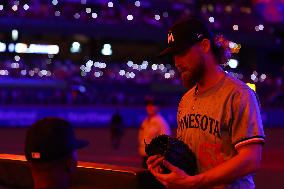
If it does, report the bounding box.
[14,43,59,54]
[28,44,59,54]
[101,44,112,56]
[108,2,113,7]
[12,29,19,41]
[52,0,58,6]
[15,43,28,53]
[8,44,15,52]
[92,12,97,18]
[164,73,171,79]
[127,61,134,67]
[12,5,18,11]
[228,59,238,69]
[86,60,93,68]
[86,8,91,13]
[152,64,158,70]
[209,17,214,23]
[0,42,6,52]
[119,70,126,76]
[127,15,133,20]
[23,4,29,10]
[155,15,160,20]
[14,55,20,61]
[135,1,140,7]
[70,42,81,53]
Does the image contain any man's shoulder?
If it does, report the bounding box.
[223,74,253,95]
[152,114,166,122]
[222,74,260,107]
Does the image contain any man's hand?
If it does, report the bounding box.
[146,155,164,174]
[147,155,201,189]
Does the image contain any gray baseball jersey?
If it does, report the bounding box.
[177,73,265,189]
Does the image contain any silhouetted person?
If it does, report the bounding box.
[110,109,124,149]
[25,117,88,189]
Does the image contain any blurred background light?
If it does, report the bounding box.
[246,83,256,91]
[135,1,140,7]
[23,4,29,11]
[70,42,81,53]
[108,2,114,8]
[52,0,58,6]
[228,59,239,69]
[101,44,112,56]
[127,15,134,20]
[0,42,6,52]
[209,16,215,23]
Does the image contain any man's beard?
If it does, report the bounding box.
[181,59,205,89]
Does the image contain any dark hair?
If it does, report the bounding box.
[144,95,159,106]
[193,16,230,65]
[211,35,231,65]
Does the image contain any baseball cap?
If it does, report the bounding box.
[25,117,89,162]
[158,17,213,57]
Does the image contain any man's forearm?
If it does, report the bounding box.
[188,144,262,188]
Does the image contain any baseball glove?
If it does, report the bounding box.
[145,134,198,175]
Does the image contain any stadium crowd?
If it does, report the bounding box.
[0,56,283,108]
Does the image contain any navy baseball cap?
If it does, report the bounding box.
[159,17,213,57]
[25,117,89,162]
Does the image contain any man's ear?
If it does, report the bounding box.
[200,39,211,53]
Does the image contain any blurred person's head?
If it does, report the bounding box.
[159,17,229,89]
[25,117,88,189]
[144,97,159,117]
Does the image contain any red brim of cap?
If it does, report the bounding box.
[158,44,192,58]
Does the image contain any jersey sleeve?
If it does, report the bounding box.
[231,88,265,150]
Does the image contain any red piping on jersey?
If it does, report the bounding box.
[235,137,265,149]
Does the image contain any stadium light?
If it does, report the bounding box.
[12,29,19,41]
[228,59,238,68]
[101,44,112,56]
[0,42,6,52]
[70,42,81,53]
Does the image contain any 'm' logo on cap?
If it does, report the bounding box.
[31,152,41,159]
[168,32,175,44]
